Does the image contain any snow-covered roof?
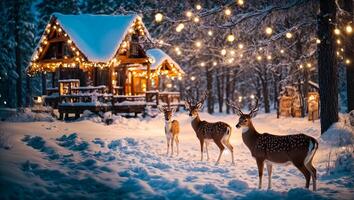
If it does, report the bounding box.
[52,13,149,63]
[146,48,184,74]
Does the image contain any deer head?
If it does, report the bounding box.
[185,92,208,118]
[229,98,259,129]
[158,106,176,121]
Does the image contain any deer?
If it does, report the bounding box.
[185,92,235,165]
[229,98,319,191]
[159,106,180,157]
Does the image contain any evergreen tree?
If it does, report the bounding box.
[82,0,115,14]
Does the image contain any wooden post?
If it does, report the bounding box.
[146,63,151,92]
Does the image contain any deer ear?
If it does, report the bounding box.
[171,107,177,113]
[158,106,164,113]
[184,101,190,110]
[196,102,203,110]
[249,108,259,118]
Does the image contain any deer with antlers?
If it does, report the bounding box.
[185,92,235,165]
[229,98,319,190]
[159,106,180,156]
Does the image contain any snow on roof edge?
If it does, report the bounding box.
[146,48,184,74]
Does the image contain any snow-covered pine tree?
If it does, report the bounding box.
[81,0,115,14]
[0,1,16,108]
[4,0,36,108]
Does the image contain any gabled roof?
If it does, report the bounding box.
[146,48,184,74]
[50,13,149,62]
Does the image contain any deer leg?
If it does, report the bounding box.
[175,136,179,156]
[305,159,317,191]
[170,137,174,157]
[205,141,209,161]
[200,139,204,162]
[166,137,170,156]
[215,140,225,165]
[266,163,272,190]
[256,158,265,189]
[223,139,235,165]
[294,163,311,189]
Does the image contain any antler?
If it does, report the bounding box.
[227,100,244,116]
[197,91,208,106]
[249,97,259,116]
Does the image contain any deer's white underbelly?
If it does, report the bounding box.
[265,159,292,166]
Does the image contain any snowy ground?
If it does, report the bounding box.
[0,110,353,200]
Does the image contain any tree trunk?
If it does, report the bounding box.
[216,68,224,113]
[317,0,338,133]
[25,76,31,107]
[206,66,214,114]
[225,67,231,114]
[261,77,270,113]
[342,0,354,112]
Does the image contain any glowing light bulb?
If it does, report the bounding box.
[230,50,235,56]
[250,94,255,99]
[191,76,196,81]
[227,34,235,42]
[346,25,352,34]
[316,39,321,44]
[208,30,213,36]
[194,17,200,23]
[299,64,303,69]
[265,27,273,35]
[267,55,272,60]
[196,4,202,10]
[256,55,262,61]
[213,61,217,66]
[334,28,341,35]
[200,62,205,67]
[307,63,312,68]
[286,32,292,39]
[238,43,244,49]
[225,8,231,16]
[195,41,202,48]
[280,49,285,54]
[345,59,351,65]
[221,49,227,56]
[186,11,193,18]
[237,0,244,6]
[155,13,163,22]
[176,23,185,32]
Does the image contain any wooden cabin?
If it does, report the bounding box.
[27,13,185,119]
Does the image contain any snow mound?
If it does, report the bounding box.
[108,138,139,151]
[5,108,55,122]
[330,151,354,176]
[320,122,354,147]
[56,133,89,151]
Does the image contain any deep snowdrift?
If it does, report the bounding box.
[0,111,353,199]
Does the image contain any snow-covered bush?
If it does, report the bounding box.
[320,121,354,147]
[5,108,55,122]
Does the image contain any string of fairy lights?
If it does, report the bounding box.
[152,1,353,82]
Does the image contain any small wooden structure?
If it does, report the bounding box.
[279,86,302,117]
[27,13,184,119]
[307,92,319,121]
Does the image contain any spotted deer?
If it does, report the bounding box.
[229,98,318,190]
[159,106,180,156]
[185,93,235,165]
